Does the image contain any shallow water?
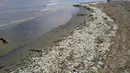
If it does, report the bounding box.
[0,0,80,56]
[0,0,106,57]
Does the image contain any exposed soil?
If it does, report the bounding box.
[93,1,130,73]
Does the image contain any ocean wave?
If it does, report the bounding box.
[40,8,50,12]
[46,2,60,6]
[0,17,35,27]
[50,0,58,3]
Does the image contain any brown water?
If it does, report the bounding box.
[0,2,79,57]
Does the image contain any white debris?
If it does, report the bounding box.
[11,3,117,73]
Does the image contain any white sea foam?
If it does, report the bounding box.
[40,8,50,12]
[50,0,58,3]
[0,17,35,27]
[46,2,60,6]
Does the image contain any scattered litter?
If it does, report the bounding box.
[10,3,117,73]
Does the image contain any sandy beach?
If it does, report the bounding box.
[1,1,130,73]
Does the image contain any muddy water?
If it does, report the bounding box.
[0,0,80,57]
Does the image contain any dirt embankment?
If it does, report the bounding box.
[93,1,130,73]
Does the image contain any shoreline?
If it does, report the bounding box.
[3,1,130,73]
[0,4,91,73]
[7,2,118,73]
[1,1,130,73]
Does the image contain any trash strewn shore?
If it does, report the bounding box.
[10,2,118,73]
